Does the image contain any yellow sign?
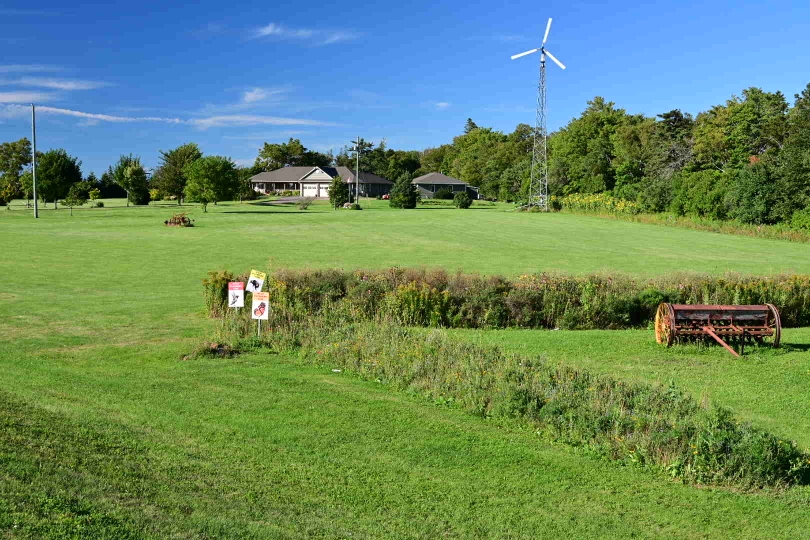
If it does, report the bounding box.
[246,270,267,293]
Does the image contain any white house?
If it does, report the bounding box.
[250,166,392,198]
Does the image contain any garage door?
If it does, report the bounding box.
[302,183,318,197]
[318,183,330,198]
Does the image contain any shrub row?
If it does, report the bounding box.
[555,195,810,243]
[553,193,642,215]
[204,268,810,329]
[212,303,810,489]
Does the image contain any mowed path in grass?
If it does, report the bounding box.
[2,199,810,536]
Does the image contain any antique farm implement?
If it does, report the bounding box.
[655,303,781,357]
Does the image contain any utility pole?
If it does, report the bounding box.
[31,104,38,218]
[355,135,360,204]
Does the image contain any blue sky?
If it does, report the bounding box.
[1,0,809,175]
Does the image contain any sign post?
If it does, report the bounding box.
[252,291,269,338]
[228,282,245,308]
[246,270,267,293]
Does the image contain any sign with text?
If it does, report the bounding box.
[246,270,266,293]
[228,282,245,308]
[252,291,269,320]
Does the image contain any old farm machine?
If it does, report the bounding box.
[655,303,781,357]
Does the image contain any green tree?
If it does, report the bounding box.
[389,174,418,209]
[464,118,479,133]
[328,176,349,208]
[418,145,456,175]
[0,138,32,204]
[183,156,238,212]
[548,97,628,195]
[153,143,202,204]
[235,166,259,202]
[37,149,82,207]
[63,183,88,216]
[726,163,778,224]
[108,155,149,206]
[255,138,332,171]
[775,84,810,220]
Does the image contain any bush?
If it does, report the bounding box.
[208,301,810,489]
[454,192,472,209]
[791,207,810,230]
[434,187,454,200]
[297,197,314,210]
[93,201,104,208]
[164,212,194,227]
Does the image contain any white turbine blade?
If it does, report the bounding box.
[511,48,539,60]
[542,18,552,45]
[545,49,566,70]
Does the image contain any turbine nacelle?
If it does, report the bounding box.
[510,18,566,70]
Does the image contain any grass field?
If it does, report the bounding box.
[2,198,810,537]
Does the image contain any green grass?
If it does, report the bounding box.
[3,198,810,536]
[449,328,810,448]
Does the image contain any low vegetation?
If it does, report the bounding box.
[210,298,810,489]
[556,192,810,243]
[204,268,810,330]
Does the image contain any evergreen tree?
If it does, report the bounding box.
[328,176,349,208]
[389,174,418,209]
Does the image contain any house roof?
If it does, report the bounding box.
[251,166,392,185]
[411,172,467,185]
[250,167,312,184]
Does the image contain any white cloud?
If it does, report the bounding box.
[1,77,111,91]
[37,106,183,124]
[251,22,358,45]
[0,64,62,74]
[0,91,56,103]
[241,87,287,104]
[254,22,314,39]
[0,9,60,16]
[0,104,334,129]
[321,31,356,45]
[434,102,451,109]
[190,115,334,129]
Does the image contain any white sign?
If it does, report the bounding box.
[246,270,266,293]
[252,292,269,320]
[228,282,244,308]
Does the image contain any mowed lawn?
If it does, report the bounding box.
[3,198,810,537]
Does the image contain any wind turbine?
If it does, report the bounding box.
[511,18,566,211]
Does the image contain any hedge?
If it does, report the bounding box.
[204,268,810,329]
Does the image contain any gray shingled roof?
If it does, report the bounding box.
[411,172,467,185]
[251,166,392,185]
[249,167,312,184]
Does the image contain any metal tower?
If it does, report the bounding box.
[511,18,566,210]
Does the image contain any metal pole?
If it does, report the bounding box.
[31,104,38,218]
[257,319,261,339]
[355,136,360,204]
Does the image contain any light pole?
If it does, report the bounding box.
[354,136,361,204]
[31,104,38,218]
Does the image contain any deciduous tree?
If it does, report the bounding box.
[153,143,202,204]
[183,156,238,212]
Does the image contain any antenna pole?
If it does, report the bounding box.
[32,103,39,219]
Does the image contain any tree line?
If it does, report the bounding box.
[1,81,807,223]
[0,142,253,212]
